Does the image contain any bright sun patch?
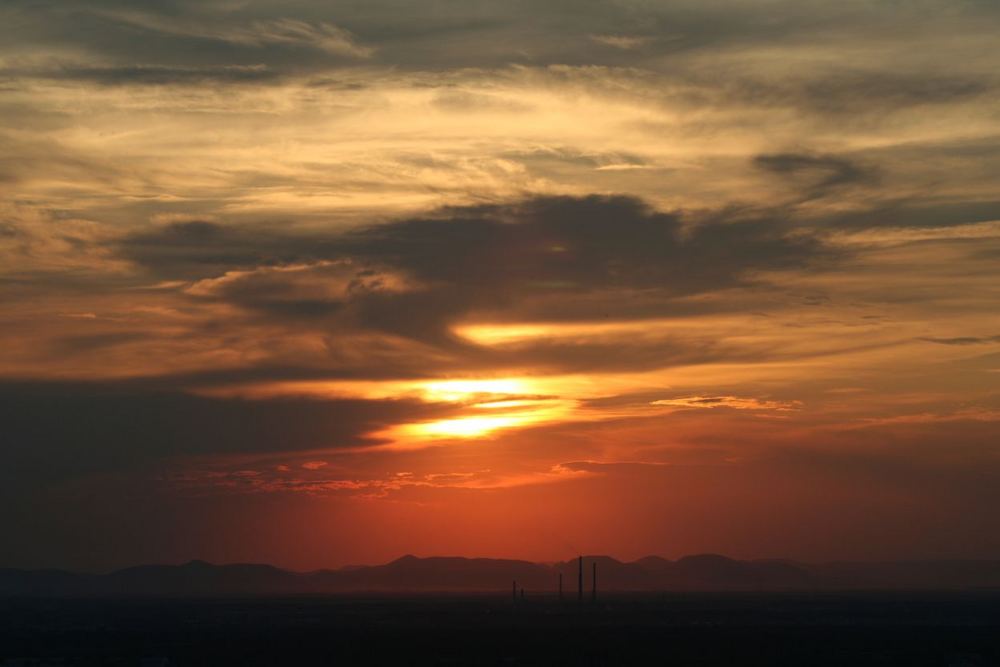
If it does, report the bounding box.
[389,386,577,443]
[409,415,528,438]
[420,378,529,402]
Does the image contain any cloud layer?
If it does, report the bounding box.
[2,0,999,570]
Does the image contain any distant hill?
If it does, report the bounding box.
[3,555,1000,597]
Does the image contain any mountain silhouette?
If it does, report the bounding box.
[668,554,813,588]
[105,560,300,595]
[311,555,554,592]
[3,555,1000,597]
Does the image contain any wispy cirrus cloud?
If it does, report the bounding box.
[94,10,374,58]
[589,34,652,50]
[918,334,1000,346]
[650,396,802,412]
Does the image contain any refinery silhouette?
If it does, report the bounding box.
[513,556,599,606]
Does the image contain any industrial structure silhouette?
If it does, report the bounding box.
[513,556,597,607]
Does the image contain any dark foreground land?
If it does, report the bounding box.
[2,592,1000,666]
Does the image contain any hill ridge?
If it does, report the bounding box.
[3,555,1000,596]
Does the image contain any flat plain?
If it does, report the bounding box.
[3,592,1000,666]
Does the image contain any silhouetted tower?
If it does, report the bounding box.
[577,556,583,603]
[512,580,517,605]
[592,561,597,604]
[520,587,525,601]
[558,572,563,601]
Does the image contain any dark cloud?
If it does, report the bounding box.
[466,334,773,376]
[119,220,330,280]
[48,332,150,356]
[919,335,1000,346]
[701,72,993,117]
[502,147,650,172]
[0,380,454,485]
[58,361,438,391]
[754,152,879,198]
[118,195,831,345]
[799,72,990,114]
[10,64,282,86]
[341,196,825,293]
[5,0,997,85]
[0,3,373,76]
[814,199,1000,229]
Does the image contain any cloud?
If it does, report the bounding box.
[232,18,373,58]
[650,396,802,411]
[0,380,456,485]
[589,34,652,50]
[918,334,1000,346]
[96,11,374,58]
[184,260,413,320]
[48,331,149,356]
[23,64,281,85]
[118,220,327,280]
[559,460,669,473]
[5,0,995,88]
[331,195,829,340]
[754,152,879,198]
[430,90,533,113]
[341,196,825,291]
[115,195,832,348]
[815,199,1000,230]
[797,71,990,115]
[174,461,595,497]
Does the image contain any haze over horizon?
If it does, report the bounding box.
[2,0,999,572]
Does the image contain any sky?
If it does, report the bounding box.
[2,0,999,572]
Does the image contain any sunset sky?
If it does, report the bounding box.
[2,0,999,572]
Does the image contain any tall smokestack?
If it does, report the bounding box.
[512,580,517,605]
[578,556,583,603]
[559,572,563,602]
[592,561,597,604]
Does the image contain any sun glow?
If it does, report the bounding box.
[420,379,529,402]
[409,415,528,438]
[453,318,705,346]
[394,394,578,442]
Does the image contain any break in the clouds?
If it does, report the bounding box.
[2,0,999,570]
